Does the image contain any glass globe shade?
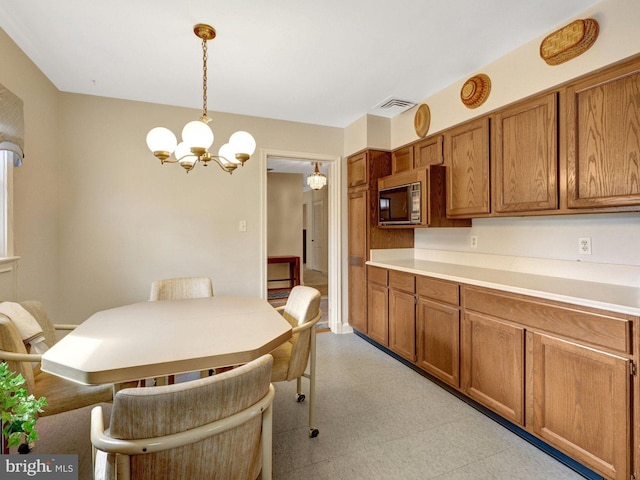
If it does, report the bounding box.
[174,142,194,162]
[146,127,177,154]
[218,143,240,165]
[229,131,256,157]
[182,120,214,150]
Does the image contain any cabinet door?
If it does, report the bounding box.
[528,332,630,480]
[566,61,640,208]
[461,311,525,425]
[414,135,443,168]
[348,188,368,333]
[494,92,558,213]
[347,152,367,188]
[444,117,491,217]
[389,289,416,361]
[392,145,414,173]
[416,298,460,387]
[367,283,388,346]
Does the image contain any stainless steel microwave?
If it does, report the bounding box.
[378,181,421,225]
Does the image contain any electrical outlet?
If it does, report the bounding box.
[470,235,478,248]
[578,237,592,255]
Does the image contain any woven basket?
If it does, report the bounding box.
[460,74,491,109]
[540,18,599,66]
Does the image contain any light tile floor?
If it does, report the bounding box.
[272,332,590,479]
[30,331,593,479]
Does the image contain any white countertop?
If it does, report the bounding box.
[367,250,640,316]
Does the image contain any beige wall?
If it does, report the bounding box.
[267,173,303,288]
[0,29,60,317]
[55,95,342,323]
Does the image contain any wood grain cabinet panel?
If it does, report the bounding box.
[444,117,491,217]
[528,332,631,480]
[493,92,558,213]
[566,60,640,209]
[367,267,389,346]
[461,311,525,426]
[347,187,368,334]
[417,298,460,387]
[388,271,416,362]
[415,135,443,168]
[391,145,414,173]
[389,288,416,362]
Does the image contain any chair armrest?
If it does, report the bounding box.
[0,349,42,363]
[54,324,77,331]
[291,311,322,335]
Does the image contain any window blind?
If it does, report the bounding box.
[0,83,24,166]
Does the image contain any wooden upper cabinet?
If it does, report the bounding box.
[348,150,393,189]
[493,92,558,213]
[414,135,443,169]
[444,117,491,217]
[566,59,640,209]
[391,145,414,173]
[392,135,443,174]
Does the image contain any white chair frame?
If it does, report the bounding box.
[91,384,275,480]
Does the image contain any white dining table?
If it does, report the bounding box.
[41,296,292,386]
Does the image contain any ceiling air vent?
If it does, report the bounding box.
[372,97,417,117]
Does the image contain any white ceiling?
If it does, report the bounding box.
[0,0,600,132]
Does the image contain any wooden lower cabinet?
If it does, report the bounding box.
[528,332,631,480]
[461,311,525,426]
[358,272,636,479]
[416,298,460,387]
[389,288,416,362]
[347,263,367,333]
[367,281,389,346]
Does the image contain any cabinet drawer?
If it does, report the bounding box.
[464,286,632,354]
[417,276,459,305]
[389,270,415,293]
[368,266,388,286]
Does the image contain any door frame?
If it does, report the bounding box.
[260,149,346,333]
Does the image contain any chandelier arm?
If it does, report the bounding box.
[209,156,237,174]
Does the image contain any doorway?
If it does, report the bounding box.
[261,150,344,333]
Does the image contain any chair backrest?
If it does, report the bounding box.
[281,286,321,380]
[0,301,56,392]
[149,277,214,301]
[104,354,273,480]
[0,316,35,392]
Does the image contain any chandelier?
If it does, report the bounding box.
[145,24,256,173]
[306,162,327,190]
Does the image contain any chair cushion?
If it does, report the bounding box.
[34,372,112,416]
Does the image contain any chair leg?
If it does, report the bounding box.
[308,327,319,438]
[261,401,273,480]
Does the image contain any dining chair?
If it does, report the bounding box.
[149,276,214,301]
[270,285,322,437]
[91,354,274,480]
[0,300,113,453]
[149,276,215,382]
